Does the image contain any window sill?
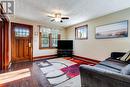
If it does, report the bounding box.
[39,47,57,50]
[75,38,88,40]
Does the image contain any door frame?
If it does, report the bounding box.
[0,4,9,70]
[11,22,33,62]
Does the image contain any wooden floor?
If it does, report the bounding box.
[0,61,52,87]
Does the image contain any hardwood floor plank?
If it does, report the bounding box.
[0,61,52,87]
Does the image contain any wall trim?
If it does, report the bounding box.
[8,61,12,69]
[74,55,101,64]
[33,54,57,60]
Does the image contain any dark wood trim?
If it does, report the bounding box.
[0,4,10,70]
[3,21,9,70]
[39,48,57,50]
[74,55,101,64]
[11,22,33,27]
[33,54,57,60]
[49,33,52,48]
[58,34,61,40]
[39,32,42,49]
[75,25,88,40]
[0,21,2,70]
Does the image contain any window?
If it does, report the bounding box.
[39,27,60,49]
[15,27,29,37]
[75,25,88,39]
[51,29,60,47]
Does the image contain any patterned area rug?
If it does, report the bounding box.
[61,64,80,78]
[36,58,80,87]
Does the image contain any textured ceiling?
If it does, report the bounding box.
[10,0,130,27]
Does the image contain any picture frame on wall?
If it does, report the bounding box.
[95,20,128,39]
[75,25,88,40]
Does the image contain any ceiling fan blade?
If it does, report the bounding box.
[48,15,55,18]
[61,17,69,19]
[51,19,55,22]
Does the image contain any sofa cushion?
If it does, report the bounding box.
[121,64,130,75]
[80,65,119,74]
[95,64,121,73]
[99,59,128,71]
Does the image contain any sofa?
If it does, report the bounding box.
[80,52,130,87]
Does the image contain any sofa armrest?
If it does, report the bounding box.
[111,52,126,59]
[80,65,130,83]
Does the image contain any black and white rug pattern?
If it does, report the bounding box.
[36,60,70,86]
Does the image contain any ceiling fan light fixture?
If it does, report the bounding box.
[54,18,61,22]
[48,13,69,22]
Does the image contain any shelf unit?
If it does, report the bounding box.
[57,49,73,57]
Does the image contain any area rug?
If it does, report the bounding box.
[36,58,80,86]
[65,57,96,66]
[61,64,80,78]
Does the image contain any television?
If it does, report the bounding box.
[58,40,73,49]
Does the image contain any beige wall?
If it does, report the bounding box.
[66,8,130,61]
[9,16,66,57]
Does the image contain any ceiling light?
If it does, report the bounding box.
[55,18,61,22]
[48,13,69,22]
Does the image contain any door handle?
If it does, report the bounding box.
[29,43,32,48]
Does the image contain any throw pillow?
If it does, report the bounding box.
[121,64,130,75]
[126,54,130,61]
[120,50,130,61]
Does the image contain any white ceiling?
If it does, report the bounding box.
[12,0,130,27]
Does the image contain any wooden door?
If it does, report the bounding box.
[11,23,33,62]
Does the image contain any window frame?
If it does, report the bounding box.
[51,33,60,48]
[75,25,88,40]
[39,28,60,49]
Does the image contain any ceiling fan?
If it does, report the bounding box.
[48,13,69,23]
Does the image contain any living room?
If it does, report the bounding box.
[0,0,130,87]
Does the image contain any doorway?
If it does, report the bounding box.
[11,23,33,62]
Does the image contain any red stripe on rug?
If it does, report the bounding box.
[61,64,80,78]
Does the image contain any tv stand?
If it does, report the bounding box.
[57,49,73,57]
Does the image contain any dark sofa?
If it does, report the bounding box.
[80,52,130,87]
